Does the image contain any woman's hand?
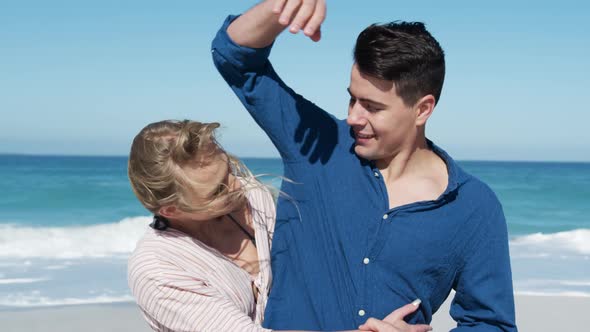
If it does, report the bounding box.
[358,299,433,332]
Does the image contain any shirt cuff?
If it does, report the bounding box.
[211,15,274,72]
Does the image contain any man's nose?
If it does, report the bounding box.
[346,103,367,127]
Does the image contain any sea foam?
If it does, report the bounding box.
[0,293,135,308]
[0,218,588,259]
[510,228,590,257]
[0,216,150,259]
[0,278,48,285]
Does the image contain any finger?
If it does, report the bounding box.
[309,26,321,42]
[383,299,421,323]
[391,320,432,332]
[357,323,372,331]
[289,0,316,33]
[303,0,326,37]
[411,324,433,332]
[278,0,302,26]
[359,317,391,331]
[272,0,287,14]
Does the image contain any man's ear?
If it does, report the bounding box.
[158,205,178,219]
[414,94,436,126]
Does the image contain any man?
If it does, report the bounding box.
[211,1,517,331]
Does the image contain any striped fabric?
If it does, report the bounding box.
[128,184,275,332]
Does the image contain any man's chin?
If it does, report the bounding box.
[354,145,375,161]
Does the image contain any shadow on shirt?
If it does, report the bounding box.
[293,97,339,165]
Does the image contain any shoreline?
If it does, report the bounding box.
[1,294,588,331]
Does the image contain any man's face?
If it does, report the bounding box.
[346,63,417,163]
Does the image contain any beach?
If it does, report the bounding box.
[431,294,590,331]
[1,156,589,331]
[3,0,590,329]
[1,294,588,331]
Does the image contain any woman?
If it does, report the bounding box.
[127,120,275,332]
[127,120,426,332]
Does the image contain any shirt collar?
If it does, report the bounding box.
[363,138,469,204]
[427,139,470,201]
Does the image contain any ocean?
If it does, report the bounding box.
[0,154,588,309]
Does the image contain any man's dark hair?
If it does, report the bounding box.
[354,21,445,106]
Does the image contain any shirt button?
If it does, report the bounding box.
[373,171,379,178]
[363,257,370,264]
[358,309,366,317]
[382,214,388,220]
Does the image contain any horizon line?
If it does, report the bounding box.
[1,152,589,164]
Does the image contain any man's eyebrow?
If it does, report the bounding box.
[347,88,388,107]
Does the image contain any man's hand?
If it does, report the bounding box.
[358,299,433,332]
[272,0,326,41]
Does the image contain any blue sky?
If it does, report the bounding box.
[1,0,589,161]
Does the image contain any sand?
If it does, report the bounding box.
[1,295,588,331]
[431,294,590,331]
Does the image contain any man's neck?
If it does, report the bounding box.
[375,136,449,209]
[375,137,432,183]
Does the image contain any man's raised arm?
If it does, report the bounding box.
[227,0,326,48]
[211,0,332,163]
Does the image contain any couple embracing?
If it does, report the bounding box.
[127,1,517,331]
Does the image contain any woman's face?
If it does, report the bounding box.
[172,151,245,222]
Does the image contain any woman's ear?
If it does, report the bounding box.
[158,205,178,219]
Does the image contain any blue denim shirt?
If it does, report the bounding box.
[212,15,517,332]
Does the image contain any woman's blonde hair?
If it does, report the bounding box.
[127,120,255,214]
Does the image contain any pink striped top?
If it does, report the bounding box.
[128,184,275,332]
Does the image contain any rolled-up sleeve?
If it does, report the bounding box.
[211,15,338,163]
